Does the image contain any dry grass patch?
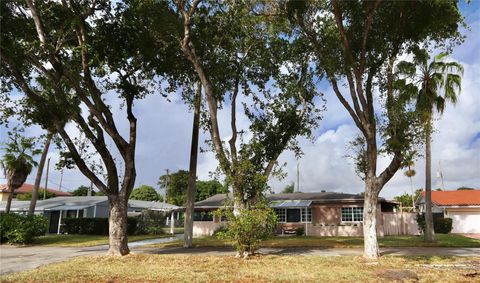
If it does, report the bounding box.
[4,254,479,282]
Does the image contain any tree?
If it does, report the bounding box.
[72,185,96,197]
[130,185,161,202]
[28,132,53,215]
[457,187,474,190]
[1,1,178,255]
[159,170,189,206]
[402,151,417,211]
[185,82,201,248]
[17,189,56,200]
[0,128,40,213]
[173,1,321,212]
[281,183,295,194]
[287,0,463,258]
[196,180,229,202]
[397,48,463,242]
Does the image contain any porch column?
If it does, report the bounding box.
[57,210,63,234]
[76,210,79,218]
[170,211,175,235]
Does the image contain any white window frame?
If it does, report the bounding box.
[341,206,363,223]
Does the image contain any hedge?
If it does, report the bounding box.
[416,213,453,234]
[64,217,138,235]
[0,213,48,244]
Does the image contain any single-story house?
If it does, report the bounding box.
[0,183,72,201]
[192,192,416,237]
[0,196,180,234]
[417,189,480,234]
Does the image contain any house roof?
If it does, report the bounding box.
[0,196,179,212]
[0,183,72,196]
[195,192,383,208]
[421,190,480,206]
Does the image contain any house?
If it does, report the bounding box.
[417,190,480,234]
[0,183,72,201]
[192,192,418,237]
[0,196,180,234]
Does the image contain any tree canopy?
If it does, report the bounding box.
[130,185,162,202]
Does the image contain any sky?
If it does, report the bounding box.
[1,3,479,199]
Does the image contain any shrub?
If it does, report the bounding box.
[435,218,453,234]
[64,217,139,235]
[416,213,453,234]
[136,210,167,235]
[215,203,277,257]
[295,227,305,236]
[0,213,48,244]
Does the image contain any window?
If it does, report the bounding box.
[341,207,363,222]
[275,208,312,223]
[301,208,312,223]
[286,209,301,222]
[275,209,286,223]
[193,211,213,221]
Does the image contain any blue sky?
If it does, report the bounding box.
[1,3,479,199]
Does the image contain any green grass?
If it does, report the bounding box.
[32,234,171,247]
[4,254,479,282]
[152,234,480,249]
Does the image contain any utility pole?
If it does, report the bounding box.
[296,163,300,193]
[58,169,64,191]
[88,181,93,196]
[165,168,170,200]
[44,157,51,200]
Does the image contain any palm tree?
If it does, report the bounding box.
[402,151,417,211]
[1,130,40,213]
[397,47,463,242]
[28,131,53,215]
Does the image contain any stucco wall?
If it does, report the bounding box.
[193,221,224,236]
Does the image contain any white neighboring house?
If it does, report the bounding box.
[417,190,480,234]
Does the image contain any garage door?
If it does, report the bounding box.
[447,210,480,233]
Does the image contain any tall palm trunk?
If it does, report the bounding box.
[184,82,201,248]
[28,132,53,215]
[424,117,435,242]
[408,166,416,212]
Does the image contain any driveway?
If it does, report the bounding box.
[0,235,181,275]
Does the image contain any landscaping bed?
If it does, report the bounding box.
[3,254,479,282]
[30,234,171,247]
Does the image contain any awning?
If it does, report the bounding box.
[270,200,312,208]
[45,204,93,211]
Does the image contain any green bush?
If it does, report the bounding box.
[215,203,277,256]
[0,213,48,244]
[416,213,453,234]
[295,227,305,236]
[136,210,166,235]
[64,217,139,235]
[434,218,453,234]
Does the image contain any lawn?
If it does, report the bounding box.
[32,234,171,247]
[152,234,480,249]
[4,254,479,282]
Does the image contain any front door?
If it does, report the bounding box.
[49,211,60,233]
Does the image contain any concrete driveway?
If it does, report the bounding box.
[0,235,181,276]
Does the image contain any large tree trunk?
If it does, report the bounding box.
[107,195,130,256]
[424,119,435,242]
[28,133,52,215]
[363,181,380,259]
[184,82,201,248]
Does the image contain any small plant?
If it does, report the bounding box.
[215,202,277,258]
[295,227,305,236]
[416,213,453,234]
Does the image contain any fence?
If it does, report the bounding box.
[382,212,420,235]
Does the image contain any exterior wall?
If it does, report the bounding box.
[193,221,224,236]
[0,192,9,201]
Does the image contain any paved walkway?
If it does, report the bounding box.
[1,241,479,276]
